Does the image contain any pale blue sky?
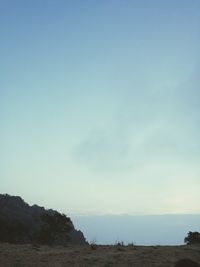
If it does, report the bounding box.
[1,0,200,215]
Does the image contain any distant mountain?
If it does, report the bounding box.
[0,194,87,245]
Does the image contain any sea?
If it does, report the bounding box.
[71,214,200,245]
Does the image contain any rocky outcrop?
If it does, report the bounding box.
[0,194,87,245]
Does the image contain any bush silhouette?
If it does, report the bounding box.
[184,231,200,245]
[174,258,200,267]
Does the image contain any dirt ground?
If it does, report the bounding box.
[0,243,200,267]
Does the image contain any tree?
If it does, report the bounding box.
[184,231,200,245]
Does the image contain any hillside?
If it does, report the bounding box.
[0,194,87,245]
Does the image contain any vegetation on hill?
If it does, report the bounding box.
[0,194,87,245]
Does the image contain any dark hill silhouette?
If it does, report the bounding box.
[0,194,87,245]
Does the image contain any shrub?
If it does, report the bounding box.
[90,244,97,250]
[174,259,200,267]
[116,241,124,246]
[184,231,200,245]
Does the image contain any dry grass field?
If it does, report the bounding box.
[0,243,200,267]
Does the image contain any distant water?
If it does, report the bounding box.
[71,214,200,245]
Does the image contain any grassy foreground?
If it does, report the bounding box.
[0,243,200,267]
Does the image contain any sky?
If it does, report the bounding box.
[1,0,200,215]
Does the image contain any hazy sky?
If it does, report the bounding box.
[1,0,200,215]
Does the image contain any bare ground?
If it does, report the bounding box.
[0,243,200,267]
